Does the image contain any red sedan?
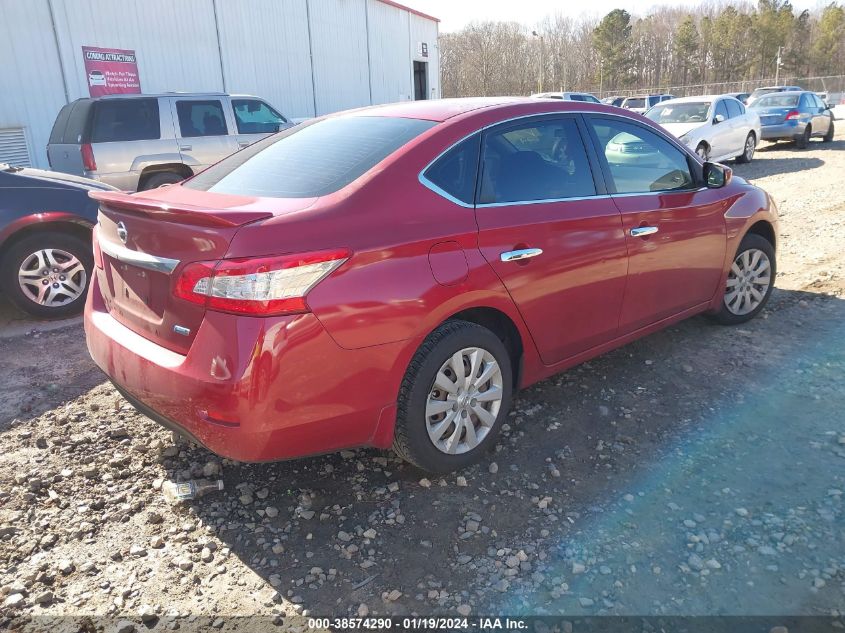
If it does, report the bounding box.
[85,98,778,473]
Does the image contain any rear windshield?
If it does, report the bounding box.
[754,94,800,108]
[185,116,436,198]
[91,99,160,143]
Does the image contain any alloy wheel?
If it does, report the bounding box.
[425,347,503,455]
[17,248,87,308]
[724,248,771,316]
[744,135,755,161]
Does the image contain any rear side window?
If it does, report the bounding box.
[176,100,228,137]
[91,99,160,143]
[725,99,743,118]
[479,117,596,204]
[61,100,94,143]
[185,116,436,198]
[49,104,73,144]
[423,134,480,204]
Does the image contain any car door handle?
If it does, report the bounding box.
[179,145,192,151]
[500,248,543,262]
[238,142,251,148]
[630,226,659,238]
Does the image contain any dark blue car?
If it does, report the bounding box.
[0,164,115,318]
[750,91,835,148]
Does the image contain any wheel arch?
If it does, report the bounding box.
[0,215,92,262]
[745,219,776,251]
[138,163,193,190]
[446,306,525,389]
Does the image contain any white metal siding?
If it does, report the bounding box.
[309,0,371,115]
[366,0,412,104]
[49,0,224,99]
[215,0,315,119]
[0,0,69,168]
[0,129,33,168]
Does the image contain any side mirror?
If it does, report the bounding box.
[704,162,731,188]
[713,113,726,124]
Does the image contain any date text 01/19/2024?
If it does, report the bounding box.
[306,617,528,630]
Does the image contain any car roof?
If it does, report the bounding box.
[332,97,633,123]
[658,95,734,105]
[94,92,260,100]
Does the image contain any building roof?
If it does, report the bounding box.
[376,0,439,22]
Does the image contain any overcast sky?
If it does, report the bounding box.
[401,0,827,32]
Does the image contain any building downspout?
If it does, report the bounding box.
[364,0,373,105]
[305,0,319,116]
[47,0,71,104]
[212,0,227,91]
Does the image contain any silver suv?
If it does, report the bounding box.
[47,93,292,191]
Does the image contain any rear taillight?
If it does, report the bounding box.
[785,110,801,120]
[92,226,104,269]
[81,143,97,171]
[174,249,350,316]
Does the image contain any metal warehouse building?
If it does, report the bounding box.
[0,0,440,169]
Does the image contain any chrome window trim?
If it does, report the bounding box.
[417,108,702,208]
[99,239,181,274]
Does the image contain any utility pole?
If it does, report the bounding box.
[599,59,604,97]
[532,31,544,93]
[775,46,783,84]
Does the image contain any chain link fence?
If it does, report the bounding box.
[593,74,845,101]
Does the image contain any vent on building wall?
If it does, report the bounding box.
[0,128,32,168]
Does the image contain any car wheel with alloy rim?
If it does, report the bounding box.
[735,132,756,163]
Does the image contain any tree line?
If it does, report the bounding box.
[439,0,845,97]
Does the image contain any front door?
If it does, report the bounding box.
[584,115,728,333]
[170,98,238,172]
[474,115,628,365]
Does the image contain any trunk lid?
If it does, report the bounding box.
[755,106,796,125]
[90,187,312,354]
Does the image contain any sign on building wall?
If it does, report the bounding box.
[82,46,141,97]
[417,42,429,58]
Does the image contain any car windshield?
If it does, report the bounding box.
[184,115,436,198]
[646,102,711,123]
[753,94,800,108]
[625,98,645,108]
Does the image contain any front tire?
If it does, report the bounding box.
[0,231,92,319]
[823,119,834,142]
[709,233,775,325]
[393,320,513,473]
[735,132,756,163]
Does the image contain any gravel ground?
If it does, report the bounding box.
[1,133,844,631]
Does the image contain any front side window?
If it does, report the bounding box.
[479,117,596,204]
[176,100,228,138]
[232,99,287,134]
[725,99,743,118]
[423,134,480,204]
[587,117,694,194]
[714,100,730,121]
[184,115,436,198]
[90,99,160,143]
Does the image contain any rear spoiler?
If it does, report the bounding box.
[89,190,272,228]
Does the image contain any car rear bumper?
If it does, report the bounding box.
[84,275,404,462]
[760,121,804,140]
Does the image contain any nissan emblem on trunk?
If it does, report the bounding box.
[116,221,128,244]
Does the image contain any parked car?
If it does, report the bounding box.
[0,163,116,317]
[725,92,751,105]
[645,95,761,163]
[601,96,626,107]
[532,92,601,103]
[621,94,675,114]
[85,98,779,473]
[746,85,802,106]
[87,70,106,87]
[749,90,835,148]
[47,93,292,192]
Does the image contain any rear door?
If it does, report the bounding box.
[170,97,238,171]
[47,100,93,175]
[230,98,290,150]
[809,94,831,135]
[584,114,728,333]
[474,114,628,365]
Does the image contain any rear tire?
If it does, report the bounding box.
[393,320,513,474]
[795,125,811,149]
[735,132,756,163]
[708,233,775,326]
[0,231,92,319]
[139,171,184,191]
[823,119,834,142]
